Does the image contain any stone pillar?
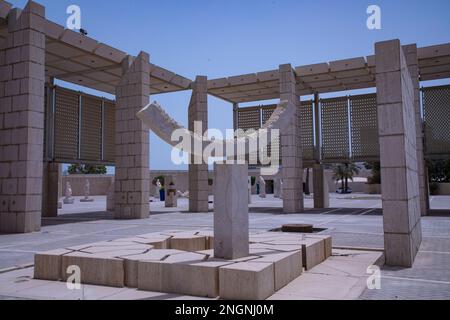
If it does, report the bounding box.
[402,44,428,216]
[213,163,249,260]
[0,2,46,233]
[114,52,150,219]
[375,39,422,267]
[274,178,281,198]
[188,76,209,212]
[313,164,329,208]
[41,162,61,217]
[106,179,114,211]
[279,64,303,213]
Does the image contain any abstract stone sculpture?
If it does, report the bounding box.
[63,182,74,204]
[80,179,94,202]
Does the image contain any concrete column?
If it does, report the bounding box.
[106,179,114,212]
[188,76,209,212]
[375,39,422,267]
[41,162,61,217]
[0,2,46,233]
[114,52,150,219]
[402,44,428,216]
[313,164,329,208]
[232,103,238,130]
[213,163,249,260]
[279,64,303,213]
[273,178,281,198]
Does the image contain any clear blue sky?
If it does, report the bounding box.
[9,0,450,171]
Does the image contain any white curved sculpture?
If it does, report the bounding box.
[136,100,295,157]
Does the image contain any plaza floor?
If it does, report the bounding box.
[1,193,450,300]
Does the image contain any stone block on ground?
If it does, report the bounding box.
[61,251,125,287]
[120,249,184,288]
[165,259,235,298]
[169,234,207,251]
[137,252,207,292]
[253,250,302,290]
[305,234,332,258]
[219,262,275,300]
[34,249,73,281]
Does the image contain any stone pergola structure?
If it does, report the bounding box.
[1,1,450,267]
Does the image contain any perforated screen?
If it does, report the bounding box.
[53,87,79,161]
[350,93,379,160]
[103,101,115,163]
[321,96,350,161]
[300,100,314,161]
[80,96,102,161]
[423,85,450,157]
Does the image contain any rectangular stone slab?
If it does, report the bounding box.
[61,252,125,287]
[253,250,302,290]
[120,249,184,288]
[138,252,207,292]
[219,262,275,300]
[169,235,207,251]
[305,234,332,258]
[302,238,326,270]
[165,260,235,298]
[34,248,73,281]
[213,163,249,260]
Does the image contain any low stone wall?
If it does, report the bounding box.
[62,175,114,196]
[436,183,450,195]
[62,170,375,196]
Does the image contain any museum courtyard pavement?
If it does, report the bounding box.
[0,193,449,300]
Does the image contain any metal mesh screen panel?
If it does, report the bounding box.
[423,85,450,157]
[103,101,115,163]
[300,100,314,161]
[350,93,379,160]
[54,87,79,160]
[237,108,261,131]
[321,96,350,161]
[261,105,277,124]
[80,96,102,161]
[261,105,278,162]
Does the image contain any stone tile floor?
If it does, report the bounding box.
[1,193,450,300]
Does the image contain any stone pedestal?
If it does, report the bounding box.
[375,39,422,267]
[213,164,249,260]
[313,164,329,208]
[165,176,178,208]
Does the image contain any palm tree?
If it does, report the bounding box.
[332,162,360,193]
